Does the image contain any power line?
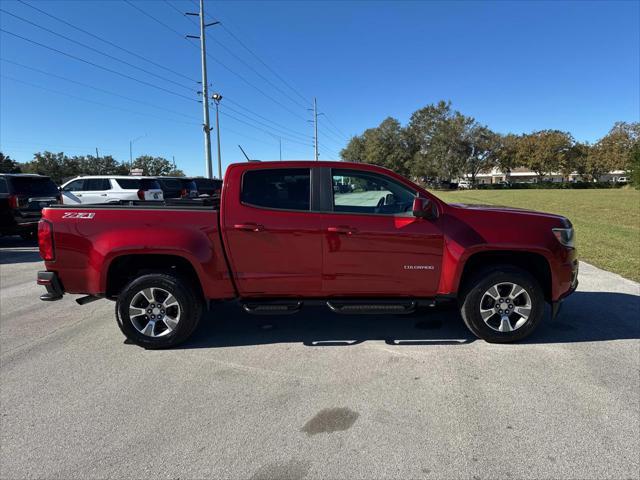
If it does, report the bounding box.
[164,0,310,111]
[221,103,312,143]
[0,8,196,94]
[1,74,200,126]
[190,0,310,107]
[317,124,347,145]
[223,98,311,139]
[0,58,199,121]
[15,0,199,84]
[322,112,350,140]
[218,106,314,148]
[126,0,310,122]
[0,28,199,104]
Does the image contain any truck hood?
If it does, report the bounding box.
[448,202,568,223]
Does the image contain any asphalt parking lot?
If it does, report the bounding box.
[1,237,639,480]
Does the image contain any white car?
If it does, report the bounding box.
[60,176,164,205]
[458,180,472,189]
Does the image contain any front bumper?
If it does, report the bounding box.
[551,260,579,320]
[37,271,64,301]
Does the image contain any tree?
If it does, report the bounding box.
[21,151,80,184]
[340,118,412,176]
[516,130,574,181]
[131,155,174,176]
[630,143,640,189]
[340,136,366,163]
[0,153,21,173]
[494,134,520,181]
[75,155,129,176]
[587,122,640,180]
[407,101,473,181]
[461,125,499,185]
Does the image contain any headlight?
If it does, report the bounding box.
[553,227,575,248]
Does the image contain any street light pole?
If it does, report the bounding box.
[212,93,223,179]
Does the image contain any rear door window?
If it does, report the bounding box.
[84,179,111,191]
[0,178,7,194]
[241,169,310,211]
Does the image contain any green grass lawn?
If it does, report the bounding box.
[435,188,640,282]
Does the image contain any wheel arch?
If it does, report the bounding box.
[105,253,204,301]
[457,250,552,302]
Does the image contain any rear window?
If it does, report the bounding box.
[194,178,220,189]
[158,179,182,190]
[241,169,310,211]
[116,178,161,190]
[9,177,59,196]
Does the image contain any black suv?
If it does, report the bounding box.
[193,177,222,197]
[154,177,198,199]
[0,174,60,239]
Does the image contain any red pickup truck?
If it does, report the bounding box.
[37,161,578,348]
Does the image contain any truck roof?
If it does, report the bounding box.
[227,160,395,172]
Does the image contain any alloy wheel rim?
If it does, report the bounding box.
[479,282,532,333]
[128,287,181,337]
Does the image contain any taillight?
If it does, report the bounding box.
[180,188,188,198]
[38,220,55,261]
[8,194,19,209]
[137,189,145,200]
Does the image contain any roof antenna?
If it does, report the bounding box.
[238,145,259,162]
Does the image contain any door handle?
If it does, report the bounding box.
[100,194,108,196]
[327,226,357,235]
[234,223,265,232]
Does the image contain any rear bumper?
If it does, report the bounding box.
[37,271,64,301]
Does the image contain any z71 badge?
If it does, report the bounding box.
[62,212,95,219]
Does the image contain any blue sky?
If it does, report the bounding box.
[1,0,638,176]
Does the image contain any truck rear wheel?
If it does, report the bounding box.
[116,273,202,349]
[460,266,545,343]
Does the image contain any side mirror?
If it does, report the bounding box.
[412,197,437,219]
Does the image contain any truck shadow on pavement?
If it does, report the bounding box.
[0,237,41,264]
[178,291,639,349]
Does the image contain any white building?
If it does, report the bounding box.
[463,167,627,184]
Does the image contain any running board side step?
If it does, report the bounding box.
[326,300,417,315]
[242,301,303,315]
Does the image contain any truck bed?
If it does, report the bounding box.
[41,203,234,299]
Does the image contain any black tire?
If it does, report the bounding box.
[459,266,545,343]
[116,273,202,349]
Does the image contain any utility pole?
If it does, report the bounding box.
[308,98,323,160]
[95,147,99,160]
[313,97,318,161]
[187,0,219,179]
[212,93,223,179]
[129,134,145,170]
[279,137,282,161]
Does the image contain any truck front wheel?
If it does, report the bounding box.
[460,266,545,343]
[115,273,202,349]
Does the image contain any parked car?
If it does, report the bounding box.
[60,176,163,204]
[193,177,222,197]
[0,174,60,239]
[37,161,578,349]
[458,180,472,189]
[616,176,628,184]
[154,177,198,199]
